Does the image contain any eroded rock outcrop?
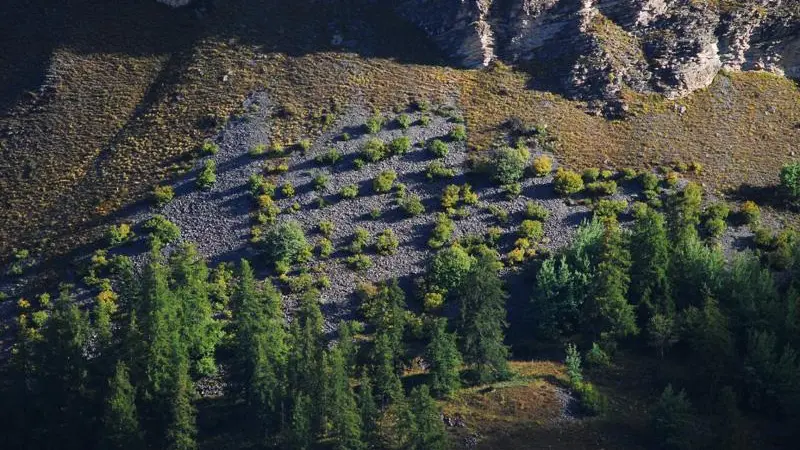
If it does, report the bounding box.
[396,0,800,103]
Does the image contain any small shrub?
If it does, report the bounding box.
[340,132,351,141]
[688,161,703,175]
[197,160,217,190]
[281,182,295,198]
[396,113,412,129]
[365,113,385,134]
[426,161,455,180]
[317,238,334,259]
[594,199,628,219]
[620,168,637,181]
[143,215,181,244]
[369,207,382,220]
[486,227,503,246]
[428,213,455,249]
[449,124,467,142]
[704,218,727,239]
[574,381,607,416]
[261,220,311,268]
[423,292,444,311]
[288,273,315,294]
[249,143,267,157]
[739,201,761,225]
[780,161,800,198]
[585,180,618,197]
[107,223,134,246]
[349,228,370,254]
[600,169,614,180]
[519,220,544,241]
[269,142,285,156]
[441,185,461,211]
[312,172,329,191]
[554,169,584,196]
[428,139,449,158]
[531,155,553,177]
[399,192,425,217]
[373,170,397,193]
[664,171,680,188]
[502,182,522,198]
[492,146,530,185]
[487,204,510,224]
[346,254,373,271]
[152,185,175,207]
[428,245,473,292]
[315,148,343,165]
[201,140,219,155]
[640,172,659,191]
[585,342,611,367]
[248,174,275,197]
[362,138,387,162]
[525,201,550,221]
[389,136,412,155]
[582,168,600,183]
[375,229,400,255]
[340,184,359,199]
[297,138,312,152]
[419,115,431,126]
[318,220,334,237]
[461,184,478,205]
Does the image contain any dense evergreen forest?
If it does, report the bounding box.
[1,181,799,449]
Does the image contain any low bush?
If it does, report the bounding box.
[441,185,461,211]
[780,161,800,198]
[426,161,455,180]
[396,113,412,129]
[502,182,522,198]
[640,172,659,191]
[389,136,412,155]
[315,148,343,165]
[375,229,400,255]
[312,172,329,191]
[519,220,544,242]
[423,292,444,311]
[704,202,730,221]
[739,201,761,225]
[152,185,175,207]
[297,138,312,152]
[248,174,275,197]
[269,142,285,156]
[531,155,553,177]
[399,192,425,217]
[340,184,359,199]
[365,113,385,134]
[585,180,617,196]
[362,138,387,162]
[318,238,334,259]
[107,223,134,246]
[201,140,219,155]
[600,169,614,180]
[594,199,627,219]
[487,204,510,224]
[664,171,680,188]
[461,184,478,205]
[582,168,600,183]
[492,146,530,185]
[449,124,467,142]
[585,342,611,367]
[346,254,373,271]
[318,220,334,237]
[369,207,382,220]
[143,215,181,244]
[373,170,397,193]
[261,220,311,269]
[349,228,370,254]
[486,227,503,246]
[428,245,473,293]
[620,168,637,181]
[428,139,449,158]
[428,213,455,249]
[704,218,727,239]
[525,201,549,221]
[554,169,584,196]
[249,143,267,157]
[281,182,295,198]
[419,115,431,126]
[197,160,217,190]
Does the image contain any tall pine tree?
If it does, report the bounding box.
[101,362,143,449]
[456,252,510,383]
[326,345,365,450]
[409,385,448,450]
[426,318,462,398]
[629,205,673,327]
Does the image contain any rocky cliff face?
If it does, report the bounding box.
[396,0,800,108]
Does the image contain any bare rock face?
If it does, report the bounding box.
[157,0,193,7]
[396,0,800,104]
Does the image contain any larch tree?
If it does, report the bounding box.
[426,318,462,398]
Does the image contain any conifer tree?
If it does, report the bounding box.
[372,330,404,405]
[629,206,673,326]
[170,243,221,377]
[426,318,462,398]
[409,385,448,450]
[667,182,703,244]
[288,290,326,434]
[326,345,365,450]
[456,252,510,383]
[288,391,313,450]
[338,320,360,378]
[357,373,379,447]
[101,362,143,450]
[165,361,197,450]
[584,218,638,343]
[362,280,406,363]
